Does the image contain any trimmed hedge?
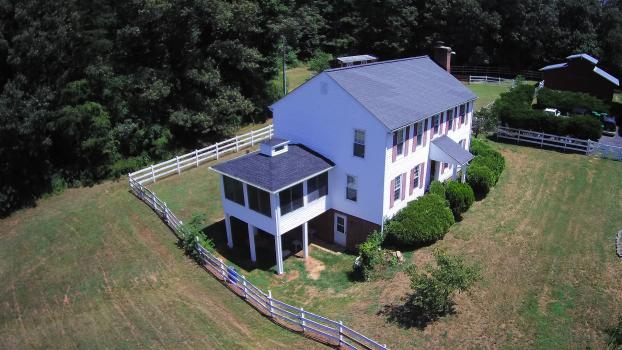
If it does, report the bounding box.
[429,180,446,198]
[466,164,495,197]
[445,181,475,218]
[470,151,504,184]
[385,193,455,246]
[494,83,603,141]
[536,88,609,114]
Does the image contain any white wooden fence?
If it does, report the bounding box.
[129,124,274,185]
[617,230,622,258]
[127,124,388,350]
[469,75,515,85]
[496,126,622,160]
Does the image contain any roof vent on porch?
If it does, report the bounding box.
[260,138,289,157]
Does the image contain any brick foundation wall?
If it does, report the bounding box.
[308,209,380,252]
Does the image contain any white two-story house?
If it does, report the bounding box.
[211,47,476,274]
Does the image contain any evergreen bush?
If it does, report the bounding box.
[444,181,475,218]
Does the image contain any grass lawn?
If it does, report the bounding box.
[466,83,511,111]
[149,140,622,349]
[0,176,322,349]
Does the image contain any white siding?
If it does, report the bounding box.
[279,195,329,233]
[219,176,277,234]
[382,101,474,219]
[273,73,388,225]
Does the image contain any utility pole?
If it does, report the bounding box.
[282,36,287,95]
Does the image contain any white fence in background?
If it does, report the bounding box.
[127,124,388,350]
[129,124,274,185]
[469,75,515,86]
[497,126,622,160]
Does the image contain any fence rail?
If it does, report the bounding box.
[127,124,388,350]
[468,75,515,85]
[452,65,542,81]
[129,124,274,185]
[496,126,622,160]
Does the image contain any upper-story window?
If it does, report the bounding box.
[307,172,328,202]
[432,115,440,135]
[223,176,245,206]
[346,175,357,201]
[460,104,466,124]
[279,183,303,215]
[353,129,365,158]
[416,121,423,146]
[247,185,272,217]
[395,128,405,155]
[393,175,402,201]
[413,165,421,189]
[447,109,454,130]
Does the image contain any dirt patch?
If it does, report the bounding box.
[412,249,435,267]
[286,269,300,282]
[305,256,326,280]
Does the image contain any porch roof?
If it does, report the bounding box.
[430,136,474,165]
[211,144,334,192]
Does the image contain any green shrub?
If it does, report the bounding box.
[536,88,609,114]
[607,315,622,348]
[308,51,334,73]
[179,213,214,261]
[356,230,386,281]
[428,180,446,198]
[405,250,480,321]
[466,164,495,197]
[444,181,475,218]
[385,194,454,246]
[470,154,504,184]
[469,138,493,156]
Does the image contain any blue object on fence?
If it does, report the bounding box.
[227,266,239,284]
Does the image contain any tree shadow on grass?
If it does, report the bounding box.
[377,301,456,330]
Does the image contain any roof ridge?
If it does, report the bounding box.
[324,55,430,73]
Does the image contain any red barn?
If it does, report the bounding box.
[539,54,619,102]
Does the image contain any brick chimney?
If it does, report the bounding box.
[432,41,453,73]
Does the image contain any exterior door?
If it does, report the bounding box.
[333,214,347,246]
[429,161,437,182]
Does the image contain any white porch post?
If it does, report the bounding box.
[461,164,468,183]
[224,214,233,248]
[248,224,257,263]
[452,163,458,180]
[275,233,284,275]
[302,222,309,260]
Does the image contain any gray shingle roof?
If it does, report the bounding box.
[211,144,334,192]
[593,66,620,86]
[431,136,474,164]
[325,56,477,131]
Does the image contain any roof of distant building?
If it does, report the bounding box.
[566,53,599,65]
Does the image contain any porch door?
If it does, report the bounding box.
[333,213,347,246]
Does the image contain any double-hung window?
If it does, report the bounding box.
[393,175,402,201]
[416,122,423,146]
[433,115,440,135]
[447,109,454,130]
[279,183,303,215]
[223,176,245,206]
[413,165,420,189]
[460,104,466,124]
[353,129,365,158]
[307,172,328,202]
[247,185,272,217]
[346,175,357,201]
[395,128,405,156]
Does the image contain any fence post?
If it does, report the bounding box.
[216,144,220,160]
[176,156,181,174]
[195,149,199,167]
[586,140,592,155]
[164,202,169,222]
[338,320,344,346]
[218,258,226,280]
[241,275,248,299]
[268,290,274,317]
[250,129,255,146]
[235,136,239,152]
[150,164,156,183]
[300,308,306,332]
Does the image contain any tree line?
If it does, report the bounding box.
[1,0,621,216]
